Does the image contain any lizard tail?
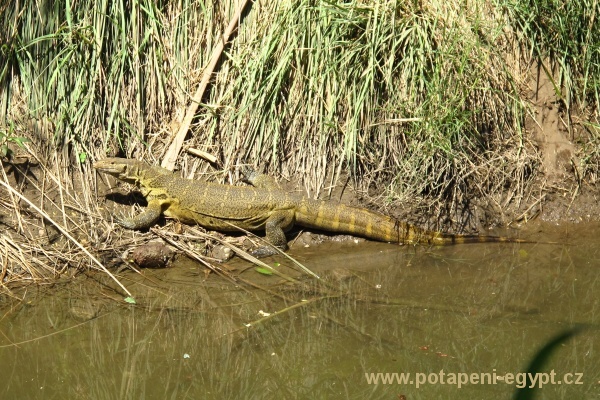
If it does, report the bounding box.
[295,199,525,245]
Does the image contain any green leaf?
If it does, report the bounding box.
[124,297,136,304]
[255,267,273,275]
[0,145,8,158]
[78,152,87,163]
[11,137,31,148]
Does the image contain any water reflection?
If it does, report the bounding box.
[0,224,598,399]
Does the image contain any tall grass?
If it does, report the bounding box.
[209,0,538,222]
[498,0,600,112]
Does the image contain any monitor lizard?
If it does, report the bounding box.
[94,158,526,255]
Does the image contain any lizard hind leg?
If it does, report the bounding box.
[251,209,295,257]
[239,166,281,190]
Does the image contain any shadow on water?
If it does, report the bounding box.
[0,223,598,399]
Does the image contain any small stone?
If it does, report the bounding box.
[131,242,175,268]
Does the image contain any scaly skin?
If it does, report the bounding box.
[94,158,525,252]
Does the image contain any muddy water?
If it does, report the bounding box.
[0,224,598,399]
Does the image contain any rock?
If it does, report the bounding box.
[131,242,175,268]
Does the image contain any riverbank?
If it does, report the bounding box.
[0,0,598,290]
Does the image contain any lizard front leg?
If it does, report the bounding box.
[117,200,163,230]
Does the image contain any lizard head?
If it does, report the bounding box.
[93,158,169,185]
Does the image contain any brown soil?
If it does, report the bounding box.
[527,65,577,184]
[524,63,599,223]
